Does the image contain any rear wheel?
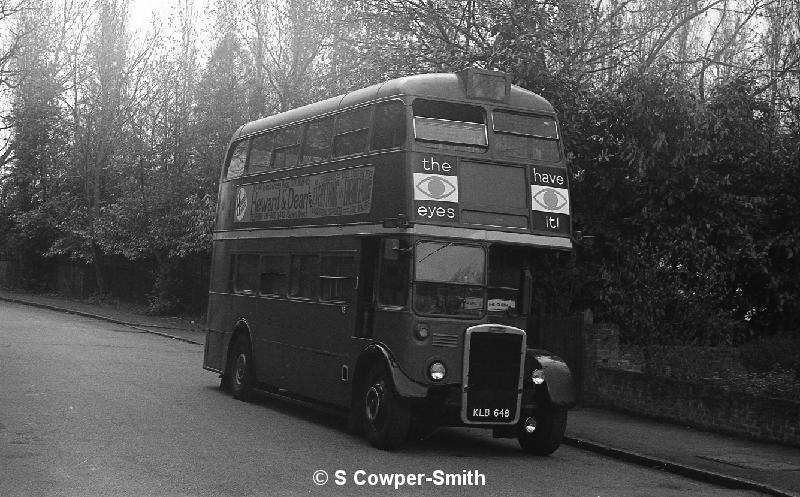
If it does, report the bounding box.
[517,407,567,455]
[227,335,254,401]
[361,363,411,450]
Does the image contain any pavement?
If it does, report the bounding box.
[2,288,799,497]
[0,289,206,345]
[565,409,800,497]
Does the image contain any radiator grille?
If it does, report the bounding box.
[462,327,525,424]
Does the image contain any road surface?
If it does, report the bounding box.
[0,301,763,496]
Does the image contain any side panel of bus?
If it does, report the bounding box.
[204,242,233,374]
[207,235,369,407]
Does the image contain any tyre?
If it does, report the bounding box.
[517,407,567,455]
[226,335,255,401]
[361,363,411,450]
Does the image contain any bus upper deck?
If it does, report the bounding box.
[216,68,571,248]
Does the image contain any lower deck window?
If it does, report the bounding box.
[378,241,411,308]
[320,255,355,302]
[233,254,260,293]
[289,255,319,298]
[231,251,357,303]
[260,255,288,296]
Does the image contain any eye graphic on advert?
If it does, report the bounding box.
[413,173,459,203]
[416,176,456,200]
[530,184,569,215]
[532,188,568,211]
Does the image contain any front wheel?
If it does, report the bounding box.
[517,407,567,455]
[361,363,411,450]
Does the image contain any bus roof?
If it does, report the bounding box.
[235,71,554,140]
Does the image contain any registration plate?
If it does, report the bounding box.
[466,406,515,423]
[464,385,518,423]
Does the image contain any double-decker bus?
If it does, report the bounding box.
[203,68,576,453]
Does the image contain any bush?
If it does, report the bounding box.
[632,338,800,401]
[739,336,800,375]
[146,262,183,315]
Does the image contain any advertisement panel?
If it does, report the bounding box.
[234,167,375,223]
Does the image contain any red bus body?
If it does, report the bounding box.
[204,69,575,453]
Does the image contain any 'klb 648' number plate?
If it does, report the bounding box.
[465,397,518,423]
[468,408,514,422]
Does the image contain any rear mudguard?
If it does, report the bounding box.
[356,343,429,399]
[525,349,576,408]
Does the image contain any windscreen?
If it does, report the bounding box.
[415,242,484,284]
[414,241,485,317]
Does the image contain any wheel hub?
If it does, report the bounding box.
[524,416,537,434]
[234,353,247,386]
[365,383,384,423]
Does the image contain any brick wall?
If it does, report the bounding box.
[582,324,800,448]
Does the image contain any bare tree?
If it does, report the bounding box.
[0,0,28,169]
[241,0,344,111]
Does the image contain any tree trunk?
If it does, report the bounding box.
[91,241,106,295]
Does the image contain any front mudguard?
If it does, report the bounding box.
[348,343,429,434]
[525,349,576,408]
[356,343,429,399]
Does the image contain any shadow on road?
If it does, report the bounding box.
[205,383,532,458]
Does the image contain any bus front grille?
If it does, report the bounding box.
[461,325,526,425]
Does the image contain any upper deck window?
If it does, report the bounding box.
[249,132,274,173]
[371,100,406,150]
[272,125,302,169]
[302,118,333,164]
[334,107,371,157]
[225,139,249,180]
[412,99,487,147]
[492,111,560,162]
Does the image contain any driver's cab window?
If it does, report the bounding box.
[488,246,528,316]
[378,238,410,308]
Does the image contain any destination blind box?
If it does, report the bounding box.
[457,68,511,103]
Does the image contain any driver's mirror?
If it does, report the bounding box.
[521,267,533,315]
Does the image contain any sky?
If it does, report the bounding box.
[127,0,215,57]
[128,0,172,31]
